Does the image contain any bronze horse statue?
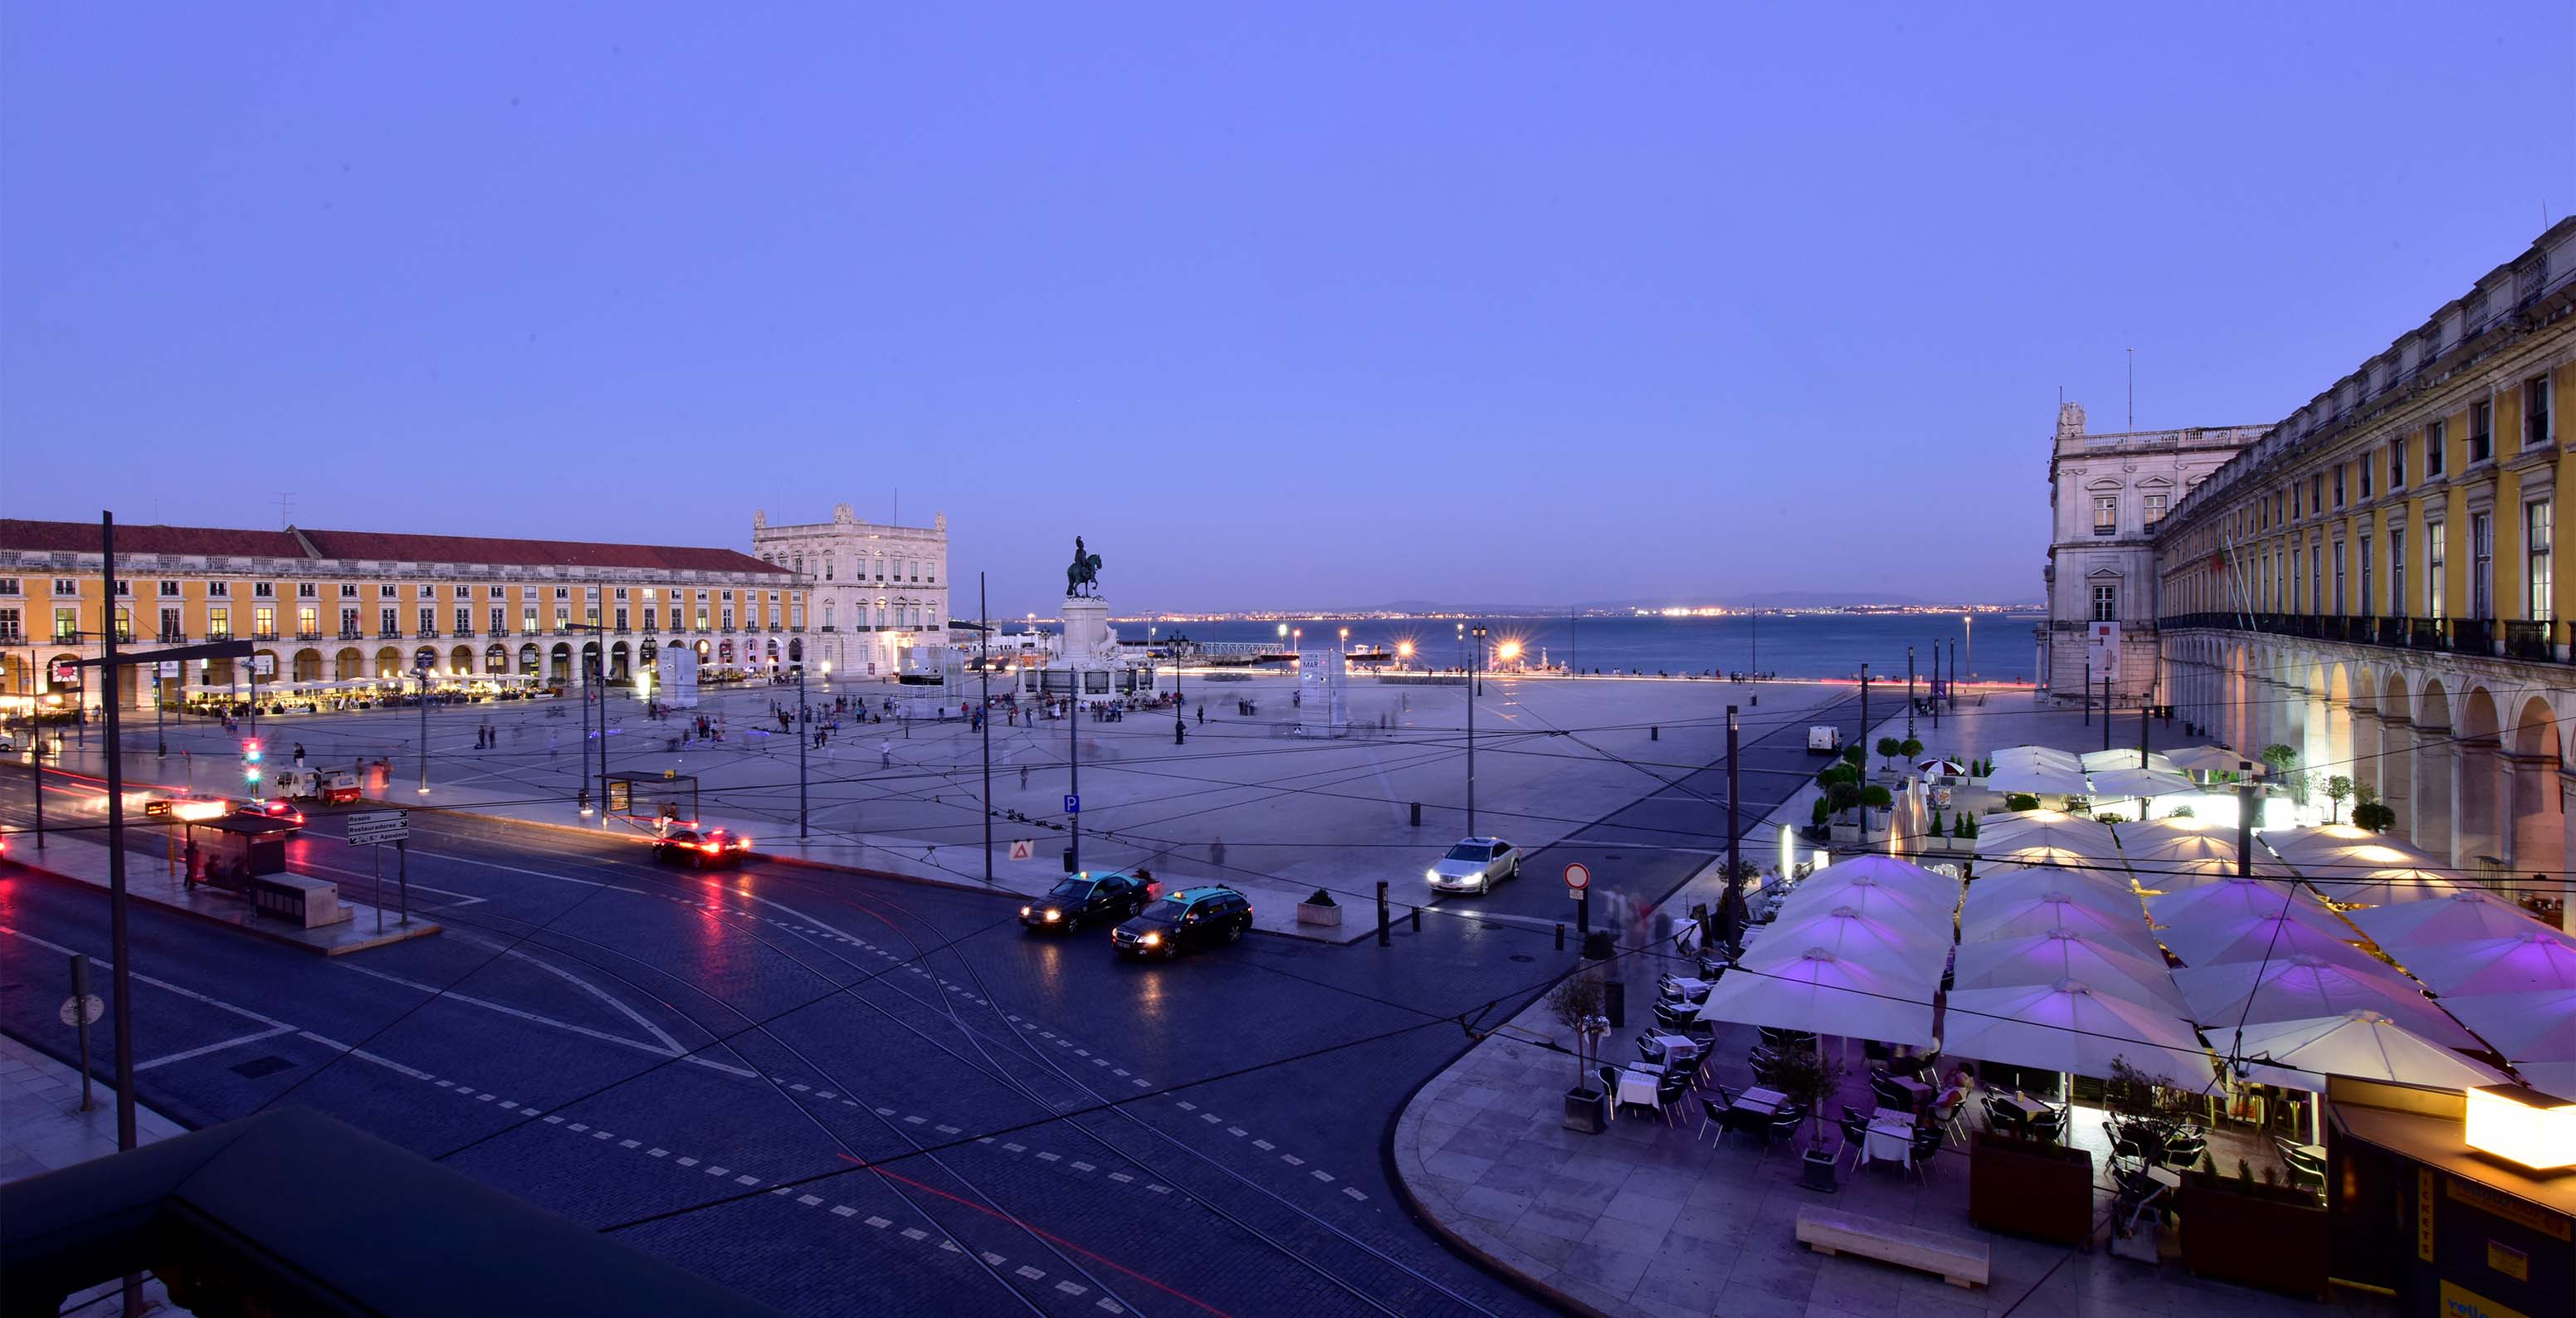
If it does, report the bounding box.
[1066,536,1103,597]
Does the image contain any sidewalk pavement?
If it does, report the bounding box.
[1389,694,2391,1318]
[2,1032,193,1314]
[8,832,442,954]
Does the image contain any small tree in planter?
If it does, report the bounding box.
[1860,783,1893,833]
[1546,975,1612,1133]
[1900,736,1924,766]
[1763,1043,1851,1189]
[1875,735,1903,773]
[1840,744,1866,774]
[2322,775,2354,825]
[2352,782,2396,834]
[2003,792,2042,813]
[2261,744,2310,808]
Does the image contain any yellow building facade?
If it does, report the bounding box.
[0,522,805,715]
[2155,218,2574,883]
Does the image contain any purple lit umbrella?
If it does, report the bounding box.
[1695,948,1937,1046]
[2262,825,2434,874]
[1952,930,2188,1013]
[2173,953,2479,1052]
[2326,867,2467,910]
[1939,979,2213,1084]
[2145,878,2337,930]
[2395,930,2576,996]
[1742,905,1946,987]
[1977,809,2117,854]
[2437,989,2576,1074]
[2347,889,2541,954]
[2157,911,2378,974]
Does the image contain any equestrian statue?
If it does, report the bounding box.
[1066,536,1104,598]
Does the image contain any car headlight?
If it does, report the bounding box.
[1427,869,1441,882]
[1020,906,1032,916]
[1043,909,1061,922]
[1142,932,1161,946]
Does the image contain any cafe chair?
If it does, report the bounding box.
[1698,1097,1734,1145]
[1635,1032,1665,1064]
[1870,1072,1915,1111]
[1759,1106,1806,1157]
[1651,998,1701,1032]
[1836,1106,1871,1169]
[2161,1125,2208,1169]
[1596,1064,1621,1097]
[2104,1120,2146,1177]
[1655,1068,1692,1123]
[1905,1126,1945,1182]
[2028,1104,2068,1145]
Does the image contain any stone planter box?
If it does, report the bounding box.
[1295,901,1342,928]
[2174,1171,2329,1300]
[1969,1132,2094,1246]
[1563,1086,1608,1134]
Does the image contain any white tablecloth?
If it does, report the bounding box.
[1666,976,1711,1000]
[1864,1115,1916,1167]
[1649,1033,1699,1061]
[1617,1069,1663,1111]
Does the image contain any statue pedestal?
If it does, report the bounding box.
[1061,595,1114,666]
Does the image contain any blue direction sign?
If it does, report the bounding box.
[1063,794,1081,814]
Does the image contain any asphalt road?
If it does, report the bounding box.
[0,682,1859,1318]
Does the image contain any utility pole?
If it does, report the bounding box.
[1068,666,1081,874]
[2083,659,2092,726]
[597,652,611,826]
[1905,646,1916,741]
[796,659,809,838]
[1721,704,1743,954]
[154,669,165,758]
[2102,673,2113,752]
[2139,675,2153,769]
[416,664,430,796]
[980,574,993,882]
[2237,761,2256,878]
[1929,638,1940,731]
[1946,638,1957,710]
[1858,662,1869,763]
[98,515,136,1156]
[1468,623,1485,836]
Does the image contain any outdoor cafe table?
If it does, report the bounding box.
[1616,1065,1664,1113]
[1863,1113,1917,1169]
[1645,1033,1700,1062]
[1663,976,1714,1003]
[1886,1074,1932,1111]
[1989,1091,2048,1134]
[1723,1086,1788,1138]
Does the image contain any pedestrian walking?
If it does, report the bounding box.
[1019,764,1030,790]
[292,743,306,767]
[1209,835,1227,871]
[881,741,893,769]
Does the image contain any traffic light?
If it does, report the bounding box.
[242,739,263,784]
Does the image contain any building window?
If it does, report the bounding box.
[250,604,273,637]
[2143,493,2167,532]
[2468,401,2493,464]
[721,608,735,630]
[554,607,570,631]
[2470,511,2494,618]
[2091,584,2118,622]
[2331,540,2345,614]
[2388,439,2404,488]
[823,559,833,580]
[2427,419,2447,477]
[0,608,23,640]
[207,607,230,639]
[490,607,506,634]
[54,606,80,640]
[208,581,229,598]
[822,602,835,628]
[2092,495,2118,535]
[159,580,180,597]
[2357,458,2370,500]
[2427,521,2449,619]
[297,605,317,635]
[340,608,359,636]
[2310,541,2323,614]
[2332,467,2345,508]
[2291,545,2303,613]
[695,604,709,630]
[2388,529,2405,615]
[522,608,537,632]
[419,607,437,635]
[340,583,358,598]
[614,608,629,632]
[643,607,658,631]
[379,608,397,635]
[380,584,397,598]
[456,607,472,634]
[163,607,183,639]
[2526,501,2554,622]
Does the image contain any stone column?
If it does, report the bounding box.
[2452,738,2505,871]
[2377,715,2412,835]
[2557,768,2576,907]
[2412,727,2454,862]
[2501,749,2564,886]
[2349,707,2381,803]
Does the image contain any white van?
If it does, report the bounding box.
[1807,725,1842,755]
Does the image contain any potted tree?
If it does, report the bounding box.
[1860,783,1894,837]
[1875,735,1904,776]
[2322,775,2354,825]
[1547,975,1612,1133]
[2352,783,2397,834]
[1900,736,1924,769]
[1763,1043,1849,1190]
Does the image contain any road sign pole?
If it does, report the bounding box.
[71,953,92,1112]
[981,573,993,884]
[99,513,138,1158]
[1069,678,1080,875]
[373,842,383,934]
[398,839,408,927]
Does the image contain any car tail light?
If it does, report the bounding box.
[701,842,720,853]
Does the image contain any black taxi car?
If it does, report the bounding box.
[1110,886,1254,959]
[1020,870,1156,934]
[651,827,754,869]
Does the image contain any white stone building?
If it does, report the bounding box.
[2039,403,2266,703]
[751,505,949,679]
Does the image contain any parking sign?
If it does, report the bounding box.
[1062,793,1081,814]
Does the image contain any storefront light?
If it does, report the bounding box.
[2466,1084,2576,1170]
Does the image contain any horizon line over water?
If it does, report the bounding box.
[1040,613,2046,683]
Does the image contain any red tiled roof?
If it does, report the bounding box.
[0,519,785,575]
[0,519,305,559]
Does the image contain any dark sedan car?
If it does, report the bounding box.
[1110,886,1253,959]
[651,827,753,868]
[1020,870,1155,933]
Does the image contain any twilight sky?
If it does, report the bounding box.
[4,4,2569,618]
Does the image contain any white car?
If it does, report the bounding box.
[1427,837,1520,895]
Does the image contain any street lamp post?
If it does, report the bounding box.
[415,661,431,795]
[1468,622,1486,836]
[796,658,808,838]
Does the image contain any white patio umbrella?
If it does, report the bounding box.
[2515,1061,2576,1102]
[1695,947,1937,1046]
[2118,815,2242,848]
[1915,755,1969,776]
[1983,761,2095,798]
[1975,846,2104,873]
[2137,856,2275,893]
[2145,878,2337,930]
[2347,889,2539,952]
[2320,866,2466,910]
[1741,905,1947,984]
[2082,749,2179,774]
[2262,825,2434,874]
[1991,745,2084,769]
[2157,910,2380,974]
[2395,930,2576,996]
[2219,1010,2509,1091]
[2123,832,2247,871]
[2173,954,2478,1052]
[1978,809,2118,854]
[1782,876,1959,941]
[1962,887,2161,954]
[2435,989,2576,1071]
[2089,764,2198,803]
[1801,853,1956,899]
[1939,980,2213,1085]
[2164,744,2250,774]
[1953,930,2188,1013]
